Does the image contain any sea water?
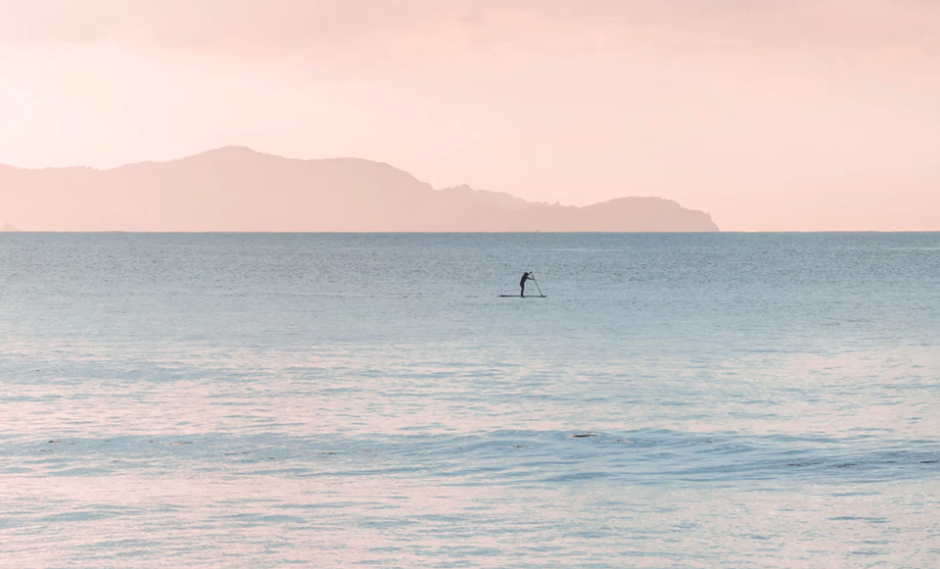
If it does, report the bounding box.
[0,233,938,568]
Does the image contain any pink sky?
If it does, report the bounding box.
[1,0,938,231]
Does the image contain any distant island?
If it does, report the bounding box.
[0,147,718,232]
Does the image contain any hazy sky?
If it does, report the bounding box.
[1,0,938,230]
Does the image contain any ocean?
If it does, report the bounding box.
[1,233,938,568]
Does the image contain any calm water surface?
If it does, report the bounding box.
[1,233,939,568]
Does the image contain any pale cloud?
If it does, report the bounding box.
[1,0,938,65]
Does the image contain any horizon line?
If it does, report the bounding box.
[4,230,940,235]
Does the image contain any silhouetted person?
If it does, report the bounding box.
[520,272,532,297]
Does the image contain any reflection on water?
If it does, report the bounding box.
[1,233,939,567]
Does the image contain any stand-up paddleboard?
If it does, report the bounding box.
[500,295,547,298]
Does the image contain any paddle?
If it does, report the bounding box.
[530,272,545,297]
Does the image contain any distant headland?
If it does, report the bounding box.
[0,147,718,232]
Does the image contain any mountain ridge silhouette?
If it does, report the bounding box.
[0,147,719,232]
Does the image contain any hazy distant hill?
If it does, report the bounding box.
[0,147,718,232]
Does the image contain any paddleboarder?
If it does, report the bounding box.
[520,272,533,297]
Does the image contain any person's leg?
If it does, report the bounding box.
[520,283,525,297]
